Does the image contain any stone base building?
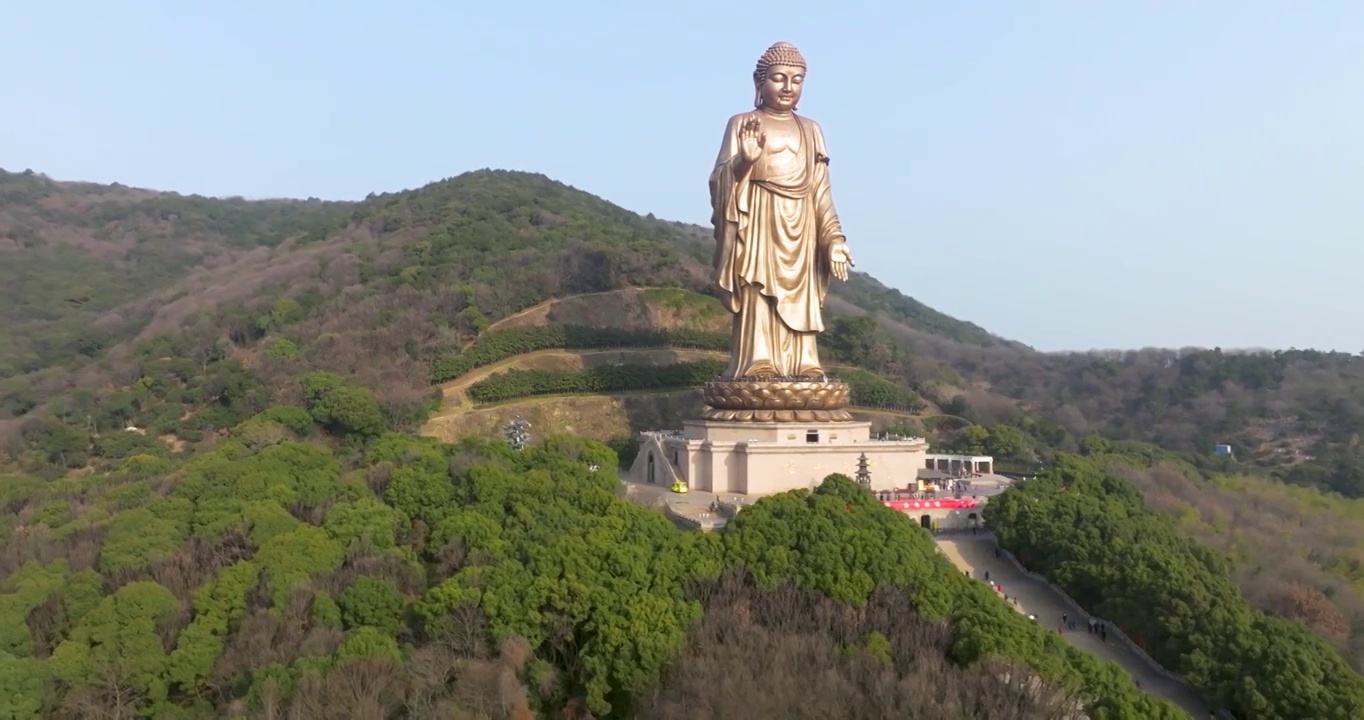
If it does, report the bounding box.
[630,420,929,496]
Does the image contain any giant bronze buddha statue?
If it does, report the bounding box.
[701,41,856,422]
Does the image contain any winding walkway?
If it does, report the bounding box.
[419,347,943,438]
[934,534,1209,718]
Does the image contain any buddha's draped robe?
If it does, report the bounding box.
[708,111,847,379]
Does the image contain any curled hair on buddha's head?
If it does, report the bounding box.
[752,41,807,108]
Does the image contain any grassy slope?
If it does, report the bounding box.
[419,342,931,443]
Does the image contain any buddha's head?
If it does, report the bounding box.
[753,41,807,112]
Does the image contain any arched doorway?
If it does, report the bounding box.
[920,515,931,529]
[647,453,656,484]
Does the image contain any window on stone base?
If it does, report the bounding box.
[806,430,819,444]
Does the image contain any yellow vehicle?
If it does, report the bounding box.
[670,481,689,494]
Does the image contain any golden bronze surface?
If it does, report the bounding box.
[702,408,855,422]
[707,41,854,383]
[702,42,857,421]
[700,379,853,423]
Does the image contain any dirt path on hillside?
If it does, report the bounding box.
[934,535,1209,718]
[431,350,571,415]
[429,348,728,415]
[484,300,557,333]
[484,289,649,334]
[421,346,953,442]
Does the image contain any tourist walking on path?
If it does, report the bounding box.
[931,534,1210,717]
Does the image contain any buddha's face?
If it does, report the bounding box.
[758,64,804,112]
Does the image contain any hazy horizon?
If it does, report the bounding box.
[4,1,1361,353]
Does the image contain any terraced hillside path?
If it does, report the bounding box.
[934,534,1209,718]
[483,291,614,333]
[424,348,727,418]
[421,346,944,427]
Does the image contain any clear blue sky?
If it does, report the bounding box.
[4,1,1360,352]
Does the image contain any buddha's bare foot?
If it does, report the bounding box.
[741,364,780,381]
[797,369,827,381]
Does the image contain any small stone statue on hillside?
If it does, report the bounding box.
[503,416,531,451]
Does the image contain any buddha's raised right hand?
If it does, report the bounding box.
[739,116,766,164]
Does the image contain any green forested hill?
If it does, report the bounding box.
[943,344,1364,498]
[0,169,350,378]
[6,165,1364,716]
[986,451,1364,719]
[0,421,1181,718]
[6,165,1364,539]
[0,168,1003,438]
[6,165,1364,518]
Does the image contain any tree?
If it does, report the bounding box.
[49,581,180,708]
[300,372,387,437]
[959,425,989,455]
[983,424,1033,464]
[823,316,899,373]
[339,578,405,634]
